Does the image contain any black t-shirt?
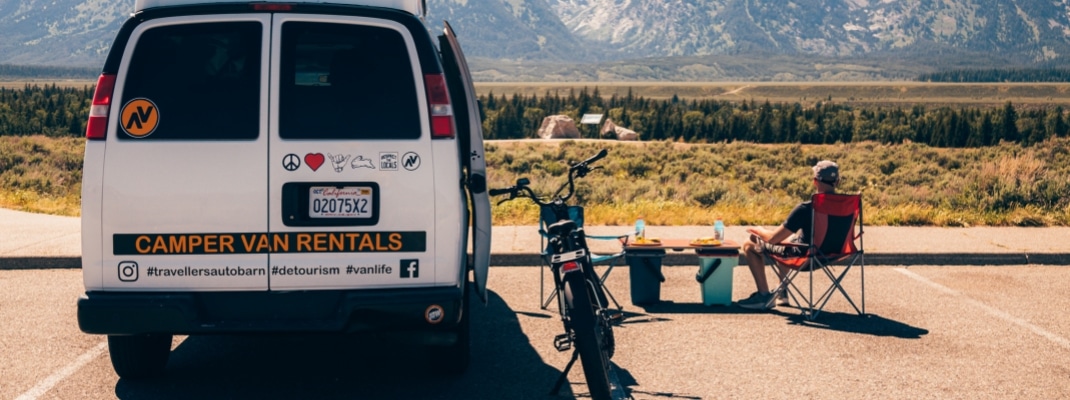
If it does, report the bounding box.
[783,201,813,244]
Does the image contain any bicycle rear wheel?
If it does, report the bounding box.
[564,272,613,400]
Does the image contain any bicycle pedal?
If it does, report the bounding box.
[553,333,572,352]
[606,310,624,325]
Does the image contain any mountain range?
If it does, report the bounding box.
[3,0,1069,81]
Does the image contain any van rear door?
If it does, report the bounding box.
[98,15,271,291]
[439,21,492,302]
[266,14,444,290]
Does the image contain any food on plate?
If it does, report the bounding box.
[690,236,722,246]
[633,237,661,245]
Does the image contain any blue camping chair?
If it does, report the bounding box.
[538,205,630,311]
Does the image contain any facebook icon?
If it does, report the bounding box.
[400,259,419,278]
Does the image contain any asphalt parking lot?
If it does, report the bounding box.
[3,264,1069,399]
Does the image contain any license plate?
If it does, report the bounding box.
[309,186,373,218]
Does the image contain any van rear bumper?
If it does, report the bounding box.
[78,287,464,340]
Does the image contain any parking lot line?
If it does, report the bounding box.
[895,267,1070,350]
[15,340,107,400]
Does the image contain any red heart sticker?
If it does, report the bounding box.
[305,153,325,171]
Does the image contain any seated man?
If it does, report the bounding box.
[737,160,841,310]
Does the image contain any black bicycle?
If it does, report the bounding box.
[490,149,619,399]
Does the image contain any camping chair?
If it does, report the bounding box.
[538,205,629,311]
[766,193,865,320]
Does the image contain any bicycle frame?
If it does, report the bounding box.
[489,149,618,399]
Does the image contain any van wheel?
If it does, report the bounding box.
[429,287,471,374]
[108,334,172,379]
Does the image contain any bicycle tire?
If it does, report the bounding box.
[564,272,613,400]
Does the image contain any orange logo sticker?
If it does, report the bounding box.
[120,98,160,138]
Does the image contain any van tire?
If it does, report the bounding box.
[429,285,471,374]
[108,334,172,379]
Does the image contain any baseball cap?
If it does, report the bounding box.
[812,160,839,184]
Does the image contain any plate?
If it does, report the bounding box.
[631,240,662,247]
[689,240,722,247]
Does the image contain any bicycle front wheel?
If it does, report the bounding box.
[564,272,613,400]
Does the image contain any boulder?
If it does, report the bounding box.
[600,119,639,141]
[537,115,581,139]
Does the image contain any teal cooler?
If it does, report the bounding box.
[695,249,738,306]
[626,249,666,305]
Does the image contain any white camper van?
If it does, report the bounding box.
[78,0,491,379]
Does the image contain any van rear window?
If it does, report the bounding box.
[278,22,421,140]
[119,22,262,140]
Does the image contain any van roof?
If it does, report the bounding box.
[134,0,425,16]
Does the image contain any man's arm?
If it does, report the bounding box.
[746,225,794,245]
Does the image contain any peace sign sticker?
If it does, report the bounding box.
[282,153,301,171]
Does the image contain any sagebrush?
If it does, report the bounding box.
[485,138,1070,227]
[2,135,1068,225]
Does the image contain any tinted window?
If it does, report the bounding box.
[279,22,420,140]
[119,22,261,140]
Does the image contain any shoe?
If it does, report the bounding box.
[737,291,775,310]
[776,289,790,306]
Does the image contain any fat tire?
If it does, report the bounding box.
[429,283,471,374]
[107,334,172,380]
[565,273,613,400]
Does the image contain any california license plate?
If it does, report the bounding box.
[309,186,373,218]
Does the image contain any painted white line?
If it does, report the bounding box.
[15,340,107,400]
[895,268,1070,351]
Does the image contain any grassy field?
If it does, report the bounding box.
[4,80,1070,225]
[0,80,95,89]
[475,82,1070,108]
[0,135,84,216]
[485,139,1070,227]
[2,135,1068,226]
[6,80,1070,107]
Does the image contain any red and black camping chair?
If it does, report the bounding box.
[767,193,865,320]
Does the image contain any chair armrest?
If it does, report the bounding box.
[587,233,630,241]
[758,236,807,249]
[588,233,632,247]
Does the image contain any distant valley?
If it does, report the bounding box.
[2,0,1069,81]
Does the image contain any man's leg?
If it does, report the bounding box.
[742,239,770,294]
[738,237,785,310]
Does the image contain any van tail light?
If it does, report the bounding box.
[86,73,116,140]
[423,74,455,139]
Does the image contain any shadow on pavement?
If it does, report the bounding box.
[782,312,929,339]
[634,300,754,315]
[614,367,702,400]
[113,290,569,400]
[626,302,927,339]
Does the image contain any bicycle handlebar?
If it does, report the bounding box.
[489,149,608,207]
[569,148,608,172]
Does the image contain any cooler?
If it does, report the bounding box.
[695,249,738,306]
[626,249,666,305]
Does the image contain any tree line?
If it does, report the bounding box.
[916,68,1070,83]
[479,88,1069,147]
[1,83,1068,148]
[0,84,92,137]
